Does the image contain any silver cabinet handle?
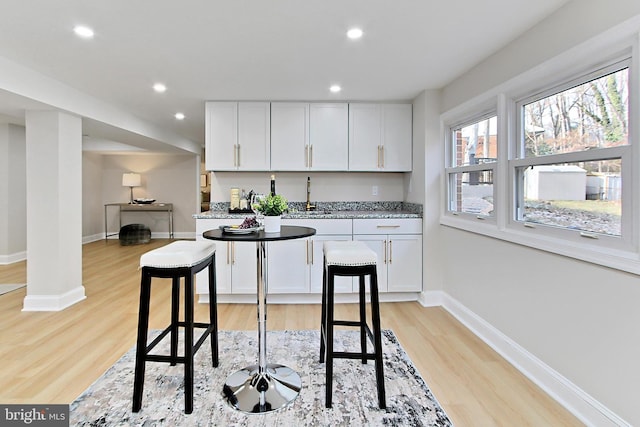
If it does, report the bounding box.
[305,145,309,167]
[226,242,230,264]
[231,242,236,264]
[236,144,241,167]
[377,145,381,168]
[309,144,313,168]
[380,145,384,168]
[233,144,237,167]
[383,240,387,264]
[376,225,400,229]
[389,240,392,264]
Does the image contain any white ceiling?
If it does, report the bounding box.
[0,0,571,152]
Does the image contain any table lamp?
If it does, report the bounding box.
[122,173,141,204]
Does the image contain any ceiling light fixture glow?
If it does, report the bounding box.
[73,25,94,38]
[175,112,185,120]
[153,83,167,93]
[346,28,363,39]
[329,85,341,93]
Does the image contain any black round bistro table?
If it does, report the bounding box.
[203,225,316,414]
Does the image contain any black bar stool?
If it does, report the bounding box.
[132,240,218,414]
[320,240,386,409]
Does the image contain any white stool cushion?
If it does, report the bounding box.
[140,241,216,269]
[323,241,377,266]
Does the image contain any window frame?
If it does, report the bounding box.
[440,30,640,274]
[444,111,499,223]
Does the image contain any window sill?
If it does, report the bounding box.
[440,214,640,275]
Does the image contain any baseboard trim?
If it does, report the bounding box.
[83,234,103,244]
[417,290,443,307]
[418,291,629,427]
[22,286,86,312]
[0,251,26,265]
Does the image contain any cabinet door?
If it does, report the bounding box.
[205,102,238,171]
[310,235,353,293]
[353,235,388,292]
[195,219,231,294]
[230,241,257,294]
[348,103,382,171]
[267,239,310,293]
[382,104,412,171]
[309,103,348,170]
[271,102,309,170]
[387,234,422,292]
[237,102,270,171]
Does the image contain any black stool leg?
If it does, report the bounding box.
[208,254,219,367]
[358,274,367,364]
[184,272,194,414]
[170,276,180,366]
[132,269,152,412]
[325,265,335,408]
[369,266,386,409]
[319,258,327,363]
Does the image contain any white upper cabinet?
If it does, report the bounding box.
[270,102,309,171]
[348,103,412,171]
[382,104,412,171]
[271,102,348,171]
[309,103,348,170]
[205,101,270,171]
[205,101,411,172]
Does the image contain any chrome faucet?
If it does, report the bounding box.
[306,176,315,211]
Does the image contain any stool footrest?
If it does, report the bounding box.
[332,320,361,327]
[331,351,377,360]
[145,323,213,356]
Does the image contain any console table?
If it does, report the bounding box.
[104,203,174,240]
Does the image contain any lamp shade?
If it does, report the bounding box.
[122,173,141,187]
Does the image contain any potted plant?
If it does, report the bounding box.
[254,193,288,232]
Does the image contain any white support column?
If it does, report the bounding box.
[23,111,85,311]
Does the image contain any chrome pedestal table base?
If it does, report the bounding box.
[203,226,316,413]
[222,363,302,413]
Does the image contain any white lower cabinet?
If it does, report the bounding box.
[195,219,257,295]
[353,219,422,293]
[196,217,421,298]
[266,238,309,293]
[269,219,353,294]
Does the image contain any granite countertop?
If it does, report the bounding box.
[193,201,422,220]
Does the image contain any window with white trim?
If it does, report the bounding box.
[512,61,630,243]
[446,115,497,218]
[441,39,639,272]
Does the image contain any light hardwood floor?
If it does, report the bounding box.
[0,239,583,426]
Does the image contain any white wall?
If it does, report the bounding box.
[101,154,199,237]
[0,124,26,263]
[209,171,406,203]
[414,91,444,293]
[82,152,104,240]
[437,0,640,424]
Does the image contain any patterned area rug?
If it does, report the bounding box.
[0,284,24,296]
[70,329,452,426]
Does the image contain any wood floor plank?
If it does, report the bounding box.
[0,239,583,425]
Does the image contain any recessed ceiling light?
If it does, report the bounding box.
[346,28,363,39]
[153,83,167,93]
[73,25,94,39]
[174,112,185,120]
[329,85,342,93]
